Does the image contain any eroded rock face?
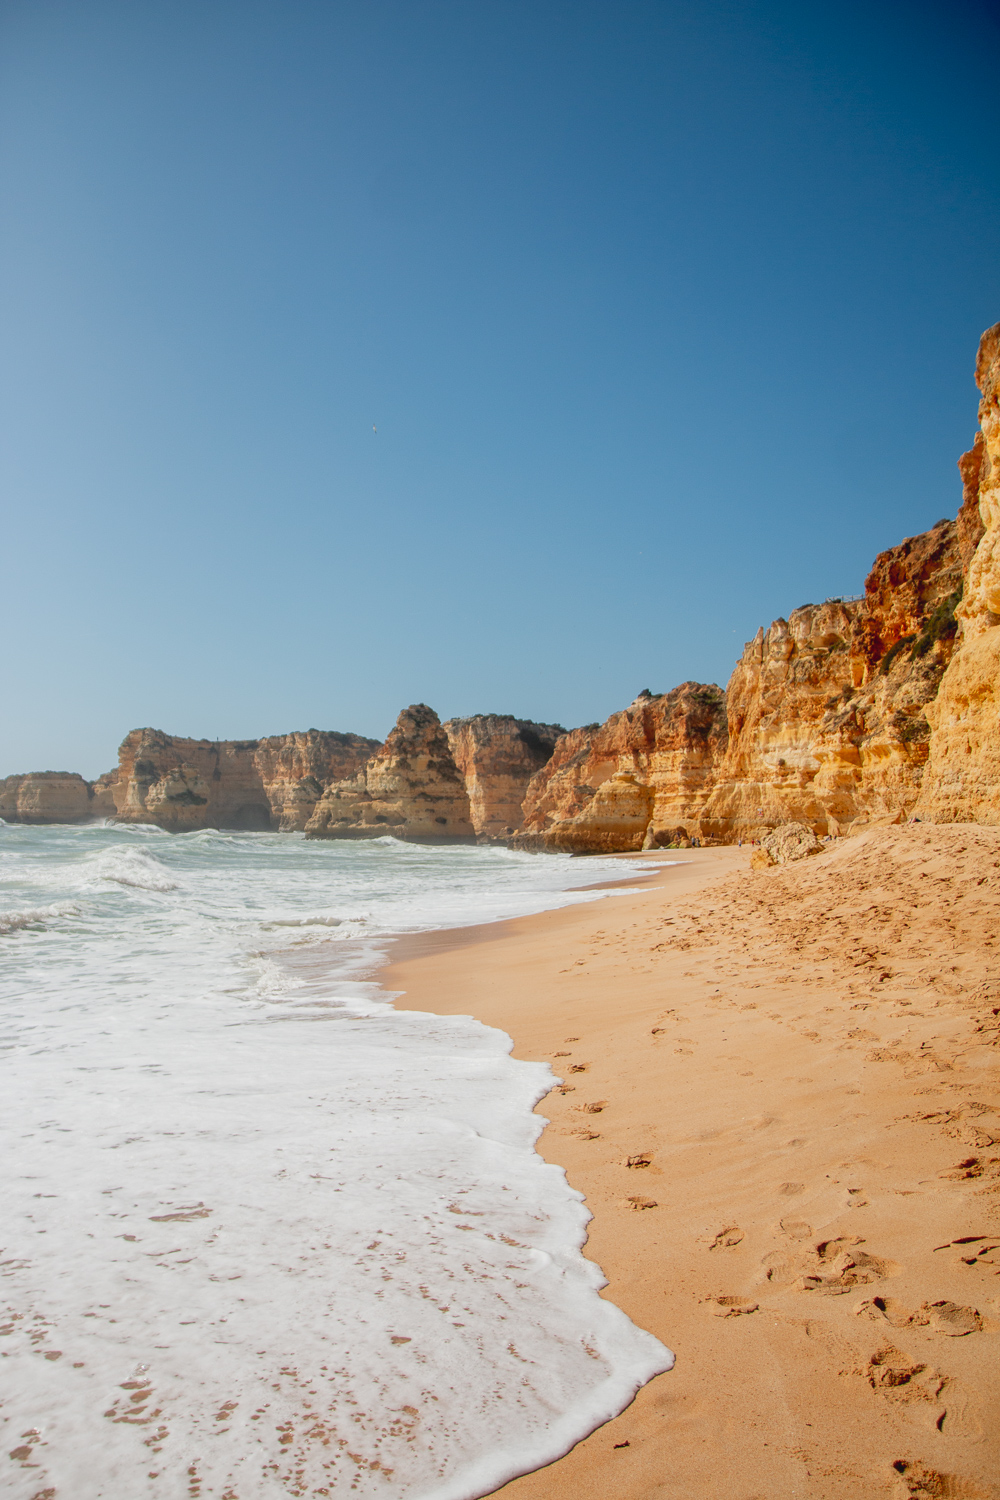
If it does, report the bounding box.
[253,731,382,831]
[547,772,655,853]
[700,520,965,840]
[0,772,95,824]
[442,716,564,839]
[112,728,379,832]
[90,769,119,818]
[306,705,475,842]
[514,684,727,852]
[917,323,1000,824]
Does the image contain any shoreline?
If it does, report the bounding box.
[379,830,1000,1500]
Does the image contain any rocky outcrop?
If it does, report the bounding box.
[0,771,98,824]
[750,821,823,869]
[89,769,119,818]
[916,323,1000,824]
[546,771,655,853]
[111,728,379,832]
[513,684,727,852]
[513,506,967,853]
[305,705,475,842]
[253,731,382,831]
[699,518,965,841]
[442,716,564,839]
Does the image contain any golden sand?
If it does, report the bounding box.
[382,828,1000,1500]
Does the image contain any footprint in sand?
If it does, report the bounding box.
[701,1226,745,1251]
[892,1460,990,1499]
[576,1101,607,1115]
[621,1154,652,1169]
[779,1217,813,1240]
[793,1236,899,1294]
[704,1295,758,1318]
[857,1296,983,1336]
[939,1156,1000,1181]
[863,1347,947,1429]
[622,1196,658,1211]
[932,1235,1000,1267]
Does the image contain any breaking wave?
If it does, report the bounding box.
[0,902,80,935]
[88,847,179,892]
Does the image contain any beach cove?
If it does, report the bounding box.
[382,829,1000,1500]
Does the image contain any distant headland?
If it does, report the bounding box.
[5,322,999,848]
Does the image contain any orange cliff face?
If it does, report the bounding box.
[917,322,1000,824]
[514,509,971,854]
[513,683,728,851]
[700,516,966,840]
[12,710,562,840]
[442,715,564,840]
[305,704,475,842]
[112,728,380,833]
[0,771,102,825]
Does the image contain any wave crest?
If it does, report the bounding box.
[0,902,80,935]
[90,848,180,892]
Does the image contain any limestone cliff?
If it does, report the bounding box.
[0,771,98,824]
[254,731,382,831]
[514,508,966,853]
[112,728,379,833]
[89,769,119,818]
[306,705,475,842]
[442,716,564,839]
[917,323,1000,824]
[514,683,727,851]
[545,772,655,853]
[700,516,964,840]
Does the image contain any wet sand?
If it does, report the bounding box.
[381,828,1000,1500]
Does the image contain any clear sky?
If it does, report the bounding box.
[2,0,998,778]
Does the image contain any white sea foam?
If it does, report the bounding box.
[0,823,673,1498]
[88,845,181,891]
[0,901,80,934]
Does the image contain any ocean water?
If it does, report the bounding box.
[0,821,673,1499]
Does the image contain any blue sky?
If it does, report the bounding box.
[2,0,998,777]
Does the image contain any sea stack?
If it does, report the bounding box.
[306,704,476,842]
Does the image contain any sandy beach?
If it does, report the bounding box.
[382,828,1000,1500]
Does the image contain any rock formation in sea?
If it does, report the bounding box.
[111,728,380,833]
[442,715,564,840]
[513,683,728,850]
[916,322,1000,824]
[0,771,100,824]
[254,730,384,831]
[306,704,475,841]
[4,712,563,837]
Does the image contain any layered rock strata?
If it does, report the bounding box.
[517,507,969,853]
[306,704,475,842]
[699,516,965,841]
[0,772,98,824]
[916,322,1000,823]
[442,716,564,839]
[111,728,380,833]
[514,683,727,850]
[545,771,655,853]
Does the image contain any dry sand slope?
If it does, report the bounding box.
[382,827,1000,1500]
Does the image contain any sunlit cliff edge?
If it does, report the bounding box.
[5,322,998,850]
